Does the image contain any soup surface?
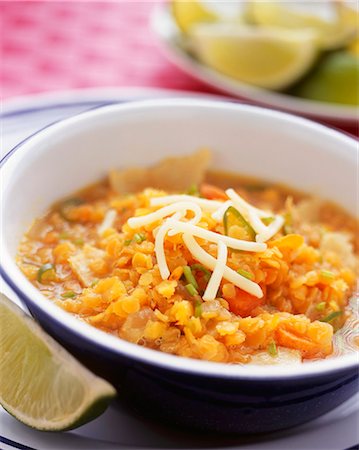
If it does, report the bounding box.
[17,155,358,365]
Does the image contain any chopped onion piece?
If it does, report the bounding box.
[98,209,117,235]
[203,240,227,301]
[69,245,106,287]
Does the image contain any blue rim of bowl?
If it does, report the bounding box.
[0,435,37,450]
[0,100,119,165]
[1,98,358,380]
[0,100,116,119]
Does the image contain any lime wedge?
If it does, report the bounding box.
[190,24,318,90]
[246,1,357,50]
[291,51,359,106]
[172,0,218,33]
[0,293,116,430]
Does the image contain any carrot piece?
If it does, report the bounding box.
[276,328,315,353]
[223,287,263,317]
[43,231,59,245]
[169,266,184,281]
[268,234,304,250]
[200,183,228,200]
[276,325,332,358]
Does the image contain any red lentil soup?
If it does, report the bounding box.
[17,168,358,365]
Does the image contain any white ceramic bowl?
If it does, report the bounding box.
[1,99,358,433]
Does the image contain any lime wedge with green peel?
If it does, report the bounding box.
[0,293,116,431]
[246,1,357,50]
[172,0,218,34]
[190,24,318,90]
[291,51,359,106]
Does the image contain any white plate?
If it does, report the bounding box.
[151,3,357,125]
[1,88,358,450]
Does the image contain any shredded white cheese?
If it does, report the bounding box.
[98,209,117,235]
[211,200,233,221]
[165,218,266,252]
[127,201,202,229]
[183,234,263,298]
[203,240,227,301]
[226,188,270,219]
[256,215,285,243]
[126,187,286,300]
[150,195,223,211]
[247,209,268,235]
[226,188,284,243]
[155,212,182,280]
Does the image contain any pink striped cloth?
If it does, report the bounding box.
[1,1,215,98]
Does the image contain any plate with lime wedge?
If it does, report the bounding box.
[152,1,358,124]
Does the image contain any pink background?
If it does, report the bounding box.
[1,1,215,98]
[1,1,357,136]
